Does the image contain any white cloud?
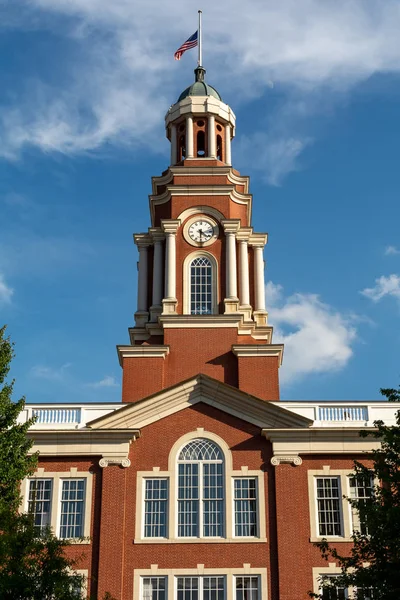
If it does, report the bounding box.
[0,274,14,305]
[31,363,72,381]
[360,274,400,302]
[86,375,119,389]
[385,245,400,256]
[1,1,400,180]
[266,281,356,384]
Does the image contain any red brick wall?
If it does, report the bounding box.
[237,356,280,400]
[122,356,165,402]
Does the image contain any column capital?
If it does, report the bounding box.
[99,456,132,468]
[133,233,152,248]
[249,233,268,247]
[149,227,165,242]
[161,219,181,235]
[236,227,253,242]
[271,455,302,466]
[221,219,241,234]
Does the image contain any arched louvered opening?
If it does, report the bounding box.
[216,134,223,161]
[190,256,213,315]
[177,439,224,537]
[197,130,206,157]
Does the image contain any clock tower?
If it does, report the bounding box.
[117,66,284,403]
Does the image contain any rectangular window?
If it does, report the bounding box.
[59,479,85,539]
[349,475,373,534]
[321,577,348,600]
[234,478,257,537]
[178,463,199,537]
[235,576,259,600]
[28,479,53,532]
[144,479,168,538]
[142,577,167,600]
[316,477,342,536]
[177,576,225,600]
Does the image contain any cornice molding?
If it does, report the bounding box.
[262,427,381,455]
[161,219,181,234]
[28,429,139,457]
[158,315,243,329]
[232,344,284,365]
[221,219,241,234]
[249,233,268,247]
[88,374,312,431]
[117,345,170,366]
[133,233,152,247]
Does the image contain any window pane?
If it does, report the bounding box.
[321,577,347,600]
[349,475,373,534]
[177,577,198,600]
[59,479,85,539]
[178,464,199,537]
[28,479,52,532]
[179,439,223,462]
[316,477,342,536]
[236,576,259,600]
[203,463,223,537]
[234,478,257,537]
[190,257,212,315]
[144,479,168,538]
[142,577,166,600]
[203,577,225,600]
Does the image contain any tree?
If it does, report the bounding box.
[311,386,400,600]
[0,326,84,599]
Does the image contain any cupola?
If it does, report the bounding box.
[165,67,236,165]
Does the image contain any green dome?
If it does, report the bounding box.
[178,67,221,102]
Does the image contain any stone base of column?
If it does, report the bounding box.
[162,298,178,315]
[224,298,240,314]
[134,311,149,327]
[253,310,268,326]
[150,305,162,322]
[239,305,253,322]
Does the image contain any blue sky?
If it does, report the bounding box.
[1,0,400,404]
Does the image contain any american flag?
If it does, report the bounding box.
[174,31,198,61]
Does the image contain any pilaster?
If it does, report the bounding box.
[161,219,181,315]
[133,234,151,326]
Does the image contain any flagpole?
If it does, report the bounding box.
[198,10,202,67]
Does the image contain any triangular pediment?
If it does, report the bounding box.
[87,374,312,431]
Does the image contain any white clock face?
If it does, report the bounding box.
[188,220,215,243]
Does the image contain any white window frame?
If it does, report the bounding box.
[232,477,259,538]
[58,478,86,540]
[234,575,261,600]
[27,477,53,532]
[21,467,93,542]
[135,568,267,600]
[134,430,266,544]
[183,251,218,315]
[142,478,169,539]
[175,575,226,600]
[312,568,349,600]
[315,476,343,538]
[141,575,168,600]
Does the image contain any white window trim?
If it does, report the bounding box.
[183,251,218,315]
[142,477,169,539]
[312,566,352,599]
[135,429,266,543]
[347,473,375,536]
[135,566,267,600]
[232,477,260,539]
[21,467,93,543]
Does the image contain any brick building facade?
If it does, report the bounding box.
[20,66,398,600]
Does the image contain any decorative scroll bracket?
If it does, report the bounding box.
[271,455,302,466]
[99,457,131,468]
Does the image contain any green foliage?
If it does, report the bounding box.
[311,386,400,600]
[0,325,38,513]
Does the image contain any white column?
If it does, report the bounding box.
[239,239,250,306]
[254,245,266,311]
[222,221,240,302]
[170,123,177,165]
[152,238,163,307]
[161,220,180,314]
[208,114,216,158]
[137,245,148,312]
[225,124,231,165]
[186,116,194,158]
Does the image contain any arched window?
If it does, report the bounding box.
[190,256,213,315]
[177,438,224,538]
